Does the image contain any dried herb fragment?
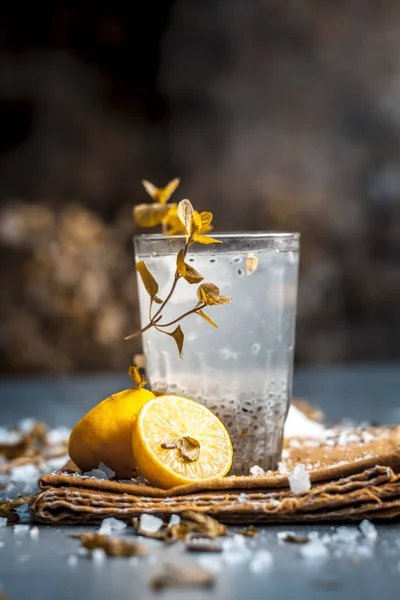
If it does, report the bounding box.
[280,532,309,544]
[127,191,231,355]
[1,496,35,523]
[234,525,258,537]
[128,365,146,389]
[175,436,200,462]
[150,561,215,591]
[185,539,223,553]
[76,533,148,557]
[133,511,227,543]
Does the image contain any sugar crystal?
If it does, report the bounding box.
[98,517,127,534]
[13,525,30,535]
[250,465,265,477]
[360,519,378,542]
[68,555,78,567]
[82,469,109,480]
[139,514,163,533]
[249,549,273,573]
[98,463,115,479]
[168,514,181,526]
[287,464,311,494]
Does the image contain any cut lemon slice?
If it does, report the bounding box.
[132,395,233,489]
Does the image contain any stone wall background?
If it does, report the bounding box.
[1,2,400,373]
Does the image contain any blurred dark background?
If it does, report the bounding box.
[1,1,400,375]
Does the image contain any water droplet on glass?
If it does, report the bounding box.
[252,343,261,355]
[232,256,242,263]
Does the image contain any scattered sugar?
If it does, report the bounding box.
[332,526,360,543]
[360,520,378,542]
[283,405,325,439]
[98,517,127,534]
[139,514,163,533]
[45,456,70,472]
[287,464,311,494]
[168,514,181,526]
[250,465,265,477]
[197,555,223,574]
[238,493,248,504]
[300,541,329,560]
[98,463,115,479]
[46,427,71,446]
[29,527,39,539]
[10,464,40,483]
[17,418,37,434]
[0,428,22,445]
[249,549,273,573]
[67,555,78,567]
[222,535,252,565]
[82,469,109,480]
[0,518,7,528]
[92,548,106,563]
[13,525,30,535]
[278,462,287,475]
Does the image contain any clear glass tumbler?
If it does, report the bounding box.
[134,232,299,474]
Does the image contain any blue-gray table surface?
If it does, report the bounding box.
[1,363,400,600]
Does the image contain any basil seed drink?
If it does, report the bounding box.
[134,233,299,475]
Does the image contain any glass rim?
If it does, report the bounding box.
[134,231,300,241]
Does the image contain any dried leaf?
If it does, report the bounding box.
[133,203,170,227]
[78,533,148,557]
[197,309,217,328]
[170,325,184,358]
[197,283,232,306]
[191,234,222,245]
[141,179,158,199]
[180,512,227,539]
[162,205,186,236]
[177,199,194,237]
[234,525,258,537]
[151,561,215,590]
[190,211,203,235]
[136,261,163,303]
[128,365,146,388]
[200,211,213,227]
[185,539,223,553]
[245,254,259,275]
[175,436,200,462]
[142,178,180,204]
[133,353,145,369]
[176,248,186,277]
[280,532,309,544]
[183,264,203,284]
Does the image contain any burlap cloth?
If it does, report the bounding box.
[30,422,400,525]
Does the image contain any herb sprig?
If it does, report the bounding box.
[126,180,231,357]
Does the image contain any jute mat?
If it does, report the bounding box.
[30,423,400,525]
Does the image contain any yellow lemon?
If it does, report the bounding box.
[68,386,155,478]
[132,395,233,489]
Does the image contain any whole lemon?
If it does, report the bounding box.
[68,385,155,478]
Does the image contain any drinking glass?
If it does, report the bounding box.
[134,232,299,474]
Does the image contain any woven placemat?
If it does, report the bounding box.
[30,424,400,524]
